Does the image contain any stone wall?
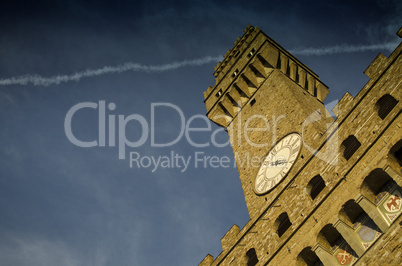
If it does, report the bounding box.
[199,26,402,266]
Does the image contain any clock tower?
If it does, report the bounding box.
[204,25,333,218]
[200,26,402,266]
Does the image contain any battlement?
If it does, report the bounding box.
[199,26,402,266]
[212,25,256,80]
[204,26,329,128]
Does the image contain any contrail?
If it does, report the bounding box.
[289,42,399,56]
[0,41,399,87]
[0,56,222,87]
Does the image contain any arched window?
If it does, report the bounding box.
[297,247,322,266]
[390,140,402,167]
[341,135,361,160]
[307,175,326,200]
[246,248,258,266]
[376,94,398,119]
[317,224,342,251]
[275,212,292,237]
[360,169,394,203]
[339,200,365,226]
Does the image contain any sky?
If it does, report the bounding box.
[0,1,401,265]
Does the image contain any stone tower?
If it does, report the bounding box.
[200,26,402,265]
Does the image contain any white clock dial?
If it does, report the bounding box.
[254,133,302,195]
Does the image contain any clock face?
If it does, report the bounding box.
[254,133,302,195]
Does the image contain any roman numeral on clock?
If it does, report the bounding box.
[254,133,301,195]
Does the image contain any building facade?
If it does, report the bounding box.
[200,26,402,265]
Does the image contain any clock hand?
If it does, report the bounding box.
[270,159,287,166]
[278,159,287,165]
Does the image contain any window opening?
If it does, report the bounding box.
[341,135,361,160]
[308,175,325,200]
[246,248,258,266]
[276,212,292,237]
[376,94,398,119]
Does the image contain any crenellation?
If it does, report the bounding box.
[205,29,327,114]
[199,254,213,266]
[213,26,259,80]
[199,26,401,266]
[364,53,388,79]
[221,224,240,252]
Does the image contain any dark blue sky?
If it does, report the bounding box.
[0,1,400,265]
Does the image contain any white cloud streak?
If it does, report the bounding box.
[0,41,399,87]
[0,56,222,87]
[289,41,399,56]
